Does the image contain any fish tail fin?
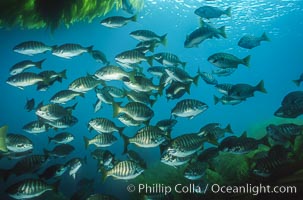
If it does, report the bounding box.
[0,125,8,152]
[36,58,46,69]
[121,133,130,154]
[259,134,270,147]
[128,70,137,83]
[118,126,125,136]
[225,7,232,17]
[213,95,220,105]
[218,26,227,38]
[225,124,233,134]
[255,80,267,93]
[100,167,108,183]
[242,55,251,67]
[150,98,157,107]
[160,34,168,46]
[193,74,199,86]
[131,14,137,22]
[146,55,153,66]
[261,32,270,42]
[59,69,67,80]
[52,180,61,193]
[83,136,89,149]
[86,45,94,53]
[157,83,164,96]
[292,79,300,86]
[112,102,122,117]
[185,83,191,94]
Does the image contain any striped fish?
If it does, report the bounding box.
[115,49,153,66]
[6,72,44,90]
[84,133,118,149]
[118,114,142,127]
[69,75,103,93]
[112,102,154,122]
[35,103,70,121]
[103,86,125,98]
[6,134,33,153]
[102,160,144,181]
[125,89,156,106]
[22,120,49,134]
[94,65,135,81]
[43,115,78,129]
[165,67,199,85]
[52,43,93,59]
[171,99,208,119]
[130,30,167,45]
[122,125,169,153]
[153,52,186,68]
[161,152,192,167]
[184,161,208,180]
[88,117,125,134]
[214,83,234,95]
[9,59,46,75]
[6,179,59,199]
[50,89,84,104]
[13,41,54,56]
[165,133,206,157]
[48,132,74,144]
[123,75,161,94]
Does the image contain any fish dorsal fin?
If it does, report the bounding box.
[240,131,247,139]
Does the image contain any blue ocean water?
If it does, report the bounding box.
[0,0,303,199]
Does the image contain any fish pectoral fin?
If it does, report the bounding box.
[18,86,24,90]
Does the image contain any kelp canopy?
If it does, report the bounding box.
[0,0,143,31]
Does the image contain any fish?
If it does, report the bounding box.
[6,179,60,199]
[91,149,114,167]
[22,120,50,134]
[219,132,269,154]
[48,132,75,144]
[94,87,115,110]
[13,41,54,56]
[102,160,144,181]
[267,123,303,138]
[0,125,8,152]
[6,72,45,90]
[103,86,126,98]
[165,67,199,85]
[84,133,118,149]
[292,73,303,87]
[208,52,251,68]
[121,125,169,153]
[156,119,178,132]
[25,98,35,112]
[117,114,142,127]
[212,68,236,77]
[126,150,147,168]
[164,133,206,157]
[42,115,78,129]
[89,49,109,64]
[198,70,218,85]
[37,69,67,91]
[214,83,234,95]
[159,73,173,88]
[94,65,135,82]
[0,154,49,181]
[6,134,33,152]
[123,75,162,94]
[214,95,243,105]
[238,32,270,49]
[113,102,154,122]
[39,164,68,180]
[252,145,290,177]
[161,152,192,167]
[227,80,267,100]
[50,89,84,104]
[197,123,233,145]
[184,161,208,180]
[65,157,86,179]
[0,149,33,160]
[136,40,159,52]
[171,99,208,119]
[148,66,167,77]
[115,49,153,66]
[194,6,232,19]
[100,15,137,28]
[52,43,93,59]
[166,81,191,101]
[184,21,226,48]
[124,89,156,106]
[44,144,75,158]
[69,75,103,93]
[88,117,125,134]
[35,103,71,121]
[130,30,167,46]
[153,52,186,68]
[9,59,46,75]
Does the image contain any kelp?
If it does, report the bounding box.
[0,0,143,31]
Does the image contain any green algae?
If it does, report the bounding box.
[0,0,143,31]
